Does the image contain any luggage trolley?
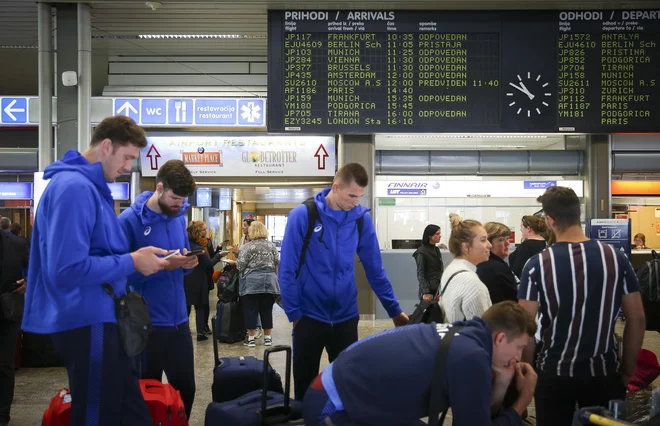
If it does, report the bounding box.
[573,407,634,426]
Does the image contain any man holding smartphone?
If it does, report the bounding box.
[118,159,199,419]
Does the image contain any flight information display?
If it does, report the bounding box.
[267,10,660,133]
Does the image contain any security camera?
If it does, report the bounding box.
[62,71,78,87]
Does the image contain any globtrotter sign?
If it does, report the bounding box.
[140,136,336,177]
[588,219,631,259]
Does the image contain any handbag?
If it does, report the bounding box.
[102,284,152,357]
[0,291,24,322]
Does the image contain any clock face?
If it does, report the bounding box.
[506,72,552,118]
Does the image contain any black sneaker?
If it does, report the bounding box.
[204,324,212,335]
[197,334,209,342]
[243,337,256,347]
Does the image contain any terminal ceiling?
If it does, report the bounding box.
[1,0,660,55]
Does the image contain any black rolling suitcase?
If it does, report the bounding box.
[211,318,283,403]
[205,345,303,425]
[215,299,245,343]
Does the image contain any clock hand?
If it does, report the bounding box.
[508,82,535,100]
[518,82,535,100]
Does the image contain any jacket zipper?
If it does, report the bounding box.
[165,219,176,327]
[332,216,346,327]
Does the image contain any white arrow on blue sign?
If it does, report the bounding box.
[141,99,167,125]
[1,97,28,123]
[114,98,140,122]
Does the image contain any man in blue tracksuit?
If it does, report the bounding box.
[303,302,539,426]
[22,116,170,426]
[279,163,409,400]
[118,159,198,419]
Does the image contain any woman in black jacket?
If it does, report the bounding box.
[184,221,225,341]
[510,215,548,279]
[412,224,444,301]
[476,222,519,304]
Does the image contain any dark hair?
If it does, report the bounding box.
[9,223,22,236]
[156,160,196,197]
[537,186,581,232]
[522,215,547,234]
[91,115,147,149]
[448,216,483,257]
[422,224,440,246]
[335,163,368,187]
[243,218,254,226]
[482,301,537,340]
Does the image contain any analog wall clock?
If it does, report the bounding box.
[506,72,552,118]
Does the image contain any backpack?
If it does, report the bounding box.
[409,270,468,325]
[637,250,660,331]
[637,250,660,302]
[428,324,464,425]
[295,197,365,279]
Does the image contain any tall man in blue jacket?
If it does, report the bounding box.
[118,159,199,419]
[279,163,409,400]
[303,302,539,426]
[22,116,170,426]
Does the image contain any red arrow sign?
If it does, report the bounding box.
[146,144,161,170]
[314,144,329,170]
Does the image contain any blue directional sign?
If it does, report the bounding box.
[195,99,236,125]
[114,98,140,122]
[168,99,193,125]
[524,180,557,190]
[1,97,28,124]
[0,182,33,199]
[141,99,166,125]
[238,99,265,126]
[108,182,130,200]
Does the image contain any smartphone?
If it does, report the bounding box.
[163,249,180,260]
[185,250,205,257]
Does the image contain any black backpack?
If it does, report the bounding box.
[637,250,660,331]
[638,250,660,302]
[295,197,365,279]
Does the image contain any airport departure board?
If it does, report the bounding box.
[267,10,660,133]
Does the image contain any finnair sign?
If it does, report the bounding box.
[387,182,428,196]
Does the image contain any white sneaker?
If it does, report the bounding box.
[264,336,272,346]
[255,328,263,339]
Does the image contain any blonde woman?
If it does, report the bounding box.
[236,221,280,347]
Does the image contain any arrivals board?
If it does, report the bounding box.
[267,10,660,133]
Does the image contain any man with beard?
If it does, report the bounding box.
[118,159,199,419]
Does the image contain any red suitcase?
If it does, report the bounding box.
[140,379,189,426]
[42,380,188,426]
[42,388,71,426]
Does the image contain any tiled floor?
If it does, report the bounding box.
[9,302,660,426]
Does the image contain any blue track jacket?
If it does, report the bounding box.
[279,188,402,324]
[22,150,135,334]
[118,191,192,327]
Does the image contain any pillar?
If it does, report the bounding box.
[585,134,612,219]
[339,134,376,321]
[38,2,54,171]
[55,4,78,158]
[77,3,92,150]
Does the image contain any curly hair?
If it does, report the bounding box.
[157,160,196,197]
[187,220,206,243]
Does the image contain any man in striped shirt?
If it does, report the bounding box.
[518,186,645,426]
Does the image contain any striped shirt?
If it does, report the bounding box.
[518,240,640,377]
[440,258,492,322]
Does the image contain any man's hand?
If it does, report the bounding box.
[180,248,199,270]
[12,279,26,294]
[511,362,537,416]
[392,312,409,327]
[493,363,516,387]
[131,246,169,276]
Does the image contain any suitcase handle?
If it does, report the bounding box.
[212,315,220,367]
[261,345,292,424]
